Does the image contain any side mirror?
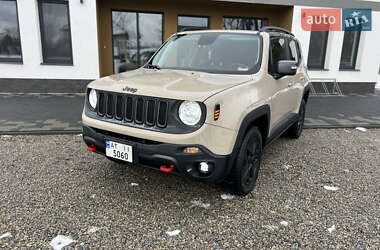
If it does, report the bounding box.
[277,60,297,76]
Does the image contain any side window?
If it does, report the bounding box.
[288,39,301,65]
[288,39,298,63]
[268,37,290,76]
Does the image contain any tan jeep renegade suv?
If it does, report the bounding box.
[82,27,310,195]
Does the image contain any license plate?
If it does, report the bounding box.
[105,140,133,163]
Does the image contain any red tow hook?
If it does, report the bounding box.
[160,165,175,173]
[87,144,96,152]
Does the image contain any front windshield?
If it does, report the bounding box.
[149,32,262,74]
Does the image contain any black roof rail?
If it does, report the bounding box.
[259,26,294,37]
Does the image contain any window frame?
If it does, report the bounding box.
[222,16,268,31]
[307,31,329,70]
[177,14,210,32]
[0,0,23,63]
[339,31,361,70]
[110,9,164,74]
[268,35,292,79]
[38,0,73,65]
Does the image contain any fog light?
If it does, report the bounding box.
[184,147,200,154]
[199,162,209,173]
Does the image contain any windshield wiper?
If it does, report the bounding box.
[146,63,160,70]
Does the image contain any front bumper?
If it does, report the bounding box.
[83,126,231,183]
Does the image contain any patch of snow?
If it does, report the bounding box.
[1,135,12,138]
[90,194,96,199]
[280,221,289,226]
[324,185,340,191]
[221,194,235,200]
[76,134,83,137]
[166,230,181,236]
[0,232,11,239]
[87,226,101,234]
[343,169,350,173]
[284,164,292,170]
[263,225,279,231]
[190,200,210,209]
[49,235,75,250]
[355,127,367,132]
[328,225,336,233]
[343,129,351,133]
[130,183,139,186]
[80,242,84,246]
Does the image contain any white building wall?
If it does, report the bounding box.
[0,0,99,80]
[291,6,380,84]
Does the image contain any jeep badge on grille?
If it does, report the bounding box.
[123,86,138,93]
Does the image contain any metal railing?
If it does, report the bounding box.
[309,78,342,96]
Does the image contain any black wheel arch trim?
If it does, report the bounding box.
[303,84,311,103]
[224,104,270,178]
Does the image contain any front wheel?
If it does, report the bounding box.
[229,127,263,196]
[287,99,306,139]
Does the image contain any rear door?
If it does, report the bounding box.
[287,38,305,113]
[268,36,294,128]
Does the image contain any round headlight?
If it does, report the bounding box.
[89,89,97,109]
[178,101,202,126]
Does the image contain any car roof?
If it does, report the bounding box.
[176,29,260,36]
[174,29,298,41]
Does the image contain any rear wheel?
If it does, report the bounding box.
[287,99,306,139]
[229,127,263,196]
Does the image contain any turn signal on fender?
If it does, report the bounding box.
[183,147,201,154]
[214,104,221,121]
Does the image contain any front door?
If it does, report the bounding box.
[268,36,294,128]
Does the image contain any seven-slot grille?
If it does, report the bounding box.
[96,91,169,128]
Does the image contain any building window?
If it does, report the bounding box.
[223,17,268,30]
[0,0,22,63]
[38,0,73,65]
[111,11,163,74]
[340,31,361,70]
[178,15,209,32]
[307,31,328,69]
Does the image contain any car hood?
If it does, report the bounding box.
[88,68,252,102]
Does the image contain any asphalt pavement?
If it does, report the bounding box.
[0,129,379,248]
[0,93,84,134]
[1,91,380,134]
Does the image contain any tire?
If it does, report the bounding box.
[287,99,306,139]
[229,127,263,196]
